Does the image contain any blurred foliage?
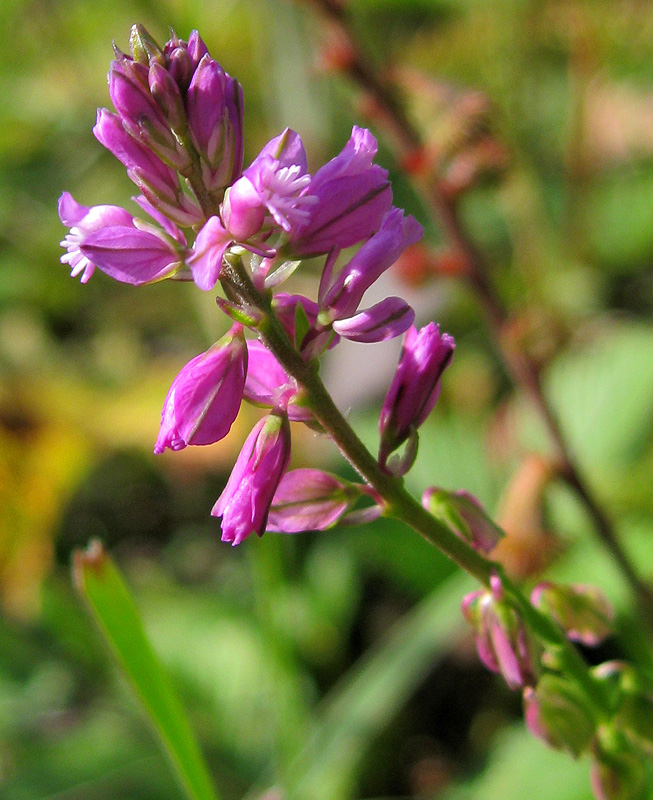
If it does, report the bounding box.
[0,0,652,798]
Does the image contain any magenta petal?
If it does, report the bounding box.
[80,226,180,285]
[323,207,423,317]
[333,297,414,343]
[244,340,311,421]
[289,126,394,256]
[257,128,308,172]
[58,193,88,227]
[186,56,226,154]
[212,411,291,545]
[59,194,136,283]
[267,469,351,533]
[132,195,186,243]
[188,215,232,290]
[379,323,455,468]
[154,326,246,453]
[292,171,392,256]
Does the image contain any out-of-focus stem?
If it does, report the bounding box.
[300,0,653,626]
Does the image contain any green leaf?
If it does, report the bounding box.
[73,540,219,800]
[294,299,311,351]
[287,572,474,800]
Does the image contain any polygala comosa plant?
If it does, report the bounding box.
[60,24,653,800]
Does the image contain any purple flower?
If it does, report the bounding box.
[321,208,423,318]
[78,221,185,286]
[58,192,135,283]
[379,323,455,471]
[267,469,357,533]
[222,129,315,242]
[243,340,311,421]
[212,410,291,545]
[154,324,247,454]
[289,126,392,257]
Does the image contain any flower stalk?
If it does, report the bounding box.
[298,0,653,628]
[224,254,611,721]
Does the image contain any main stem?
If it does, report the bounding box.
[222,259,611,714]
[302,0,653,626]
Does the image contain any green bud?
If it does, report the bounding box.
[524,674,596,757]
[531,582,614,646]
[129,23,164,66]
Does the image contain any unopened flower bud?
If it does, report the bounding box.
[379,323,455,473]
[531,582,614,646]
[109,62,176,150]
[186,55,244,188]
[422,487,504,554]
[129,23,164,66]
[154,324,247,454]
[267,469,364,533]
[212,410,291,545]
[148,61,187,132]
[461,579,539,691]
[523,675,596,757]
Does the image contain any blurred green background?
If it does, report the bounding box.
[1,0,652,798]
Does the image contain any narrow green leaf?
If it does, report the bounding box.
[73,540,219,800]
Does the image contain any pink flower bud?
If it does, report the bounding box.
[379,323,455,472]
[154,325,247,454]
[212,410,291,545]
[461,579,539,691]
[267,469,359,533]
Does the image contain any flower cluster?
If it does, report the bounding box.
[59,25,455,545]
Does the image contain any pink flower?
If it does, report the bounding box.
[212,410,291,545]
[289,127,392,256]
[267,469,357,533]
[154,324,247,453]
[222,128,315,241]
[58,192,135,283]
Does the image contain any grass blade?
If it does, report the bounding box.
[74,540,220,800]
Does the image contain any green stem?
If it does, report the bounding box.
[222,257,611,716]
